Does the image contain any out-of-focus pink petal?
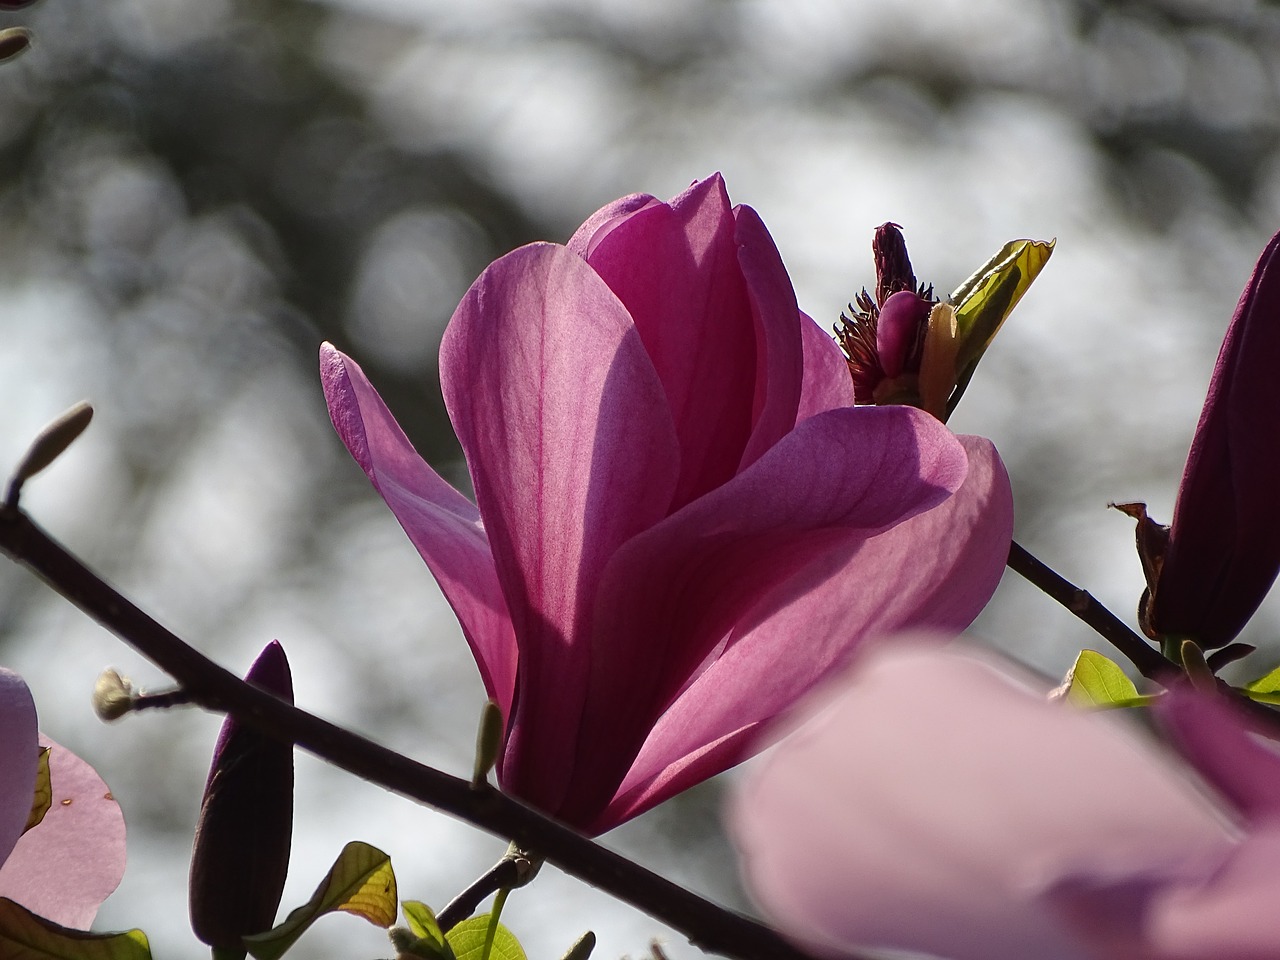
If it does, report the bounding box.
[1157,230,1280,647]
[1157,687,1280,823]
[0,670,37,866]
[733,204,804,472]
[1142,823,1280,960]
[321,344,519,716]
[562,404,968,826]
[440,242,680,814]
[600,436,1012,828]
[730,645,1231,960]
[0,736,125,928]
[795,312,855,422]
[577,175,757,509]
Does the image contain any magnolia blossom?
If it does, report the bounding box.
[322,175,1013,833]
[1122,229,1280,649]
[731,642,1280,960]
[0,667,126,928]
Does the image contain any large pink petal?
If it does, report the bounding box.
[578,175,758,509]
[561,404,968,827]
[0,736,125,928]
[440,242,680,814]
[1157,687,1280,823]
[599,436,1012,828]
[795,312,855,422]
[734,204,805,471]
[566,192,660,259]
[1141,823,1280,960]
[321,345,519,716]
[730,645,1233,960]
[0,671,37,866]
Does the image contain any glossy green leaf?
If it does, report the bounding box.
[1243,664,1280,703]
[401,901,454,960]
[946,238,1053,412]
[24,746,52,832]
[1061,650,1157,709]
[0,897,151,960]
[445,914,526,960]
[244,842,397,960]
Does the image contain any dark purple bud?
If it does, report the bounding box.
[190,641,294,951]
[873,222,917,307]
[875,291,930,380]
[1147,230,1280,648]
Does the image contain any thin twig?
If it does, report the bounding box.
[0,502,821,960]
[1007,540,1280,738]
[1007,540,1176,682]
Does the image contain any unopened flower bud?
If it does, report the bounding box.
[189,641,294,953]
[92,669,136,722]
[873,222,917,306]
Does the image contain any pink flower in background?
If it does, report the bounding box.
[322,175,1013,833]
[731,642,1280,960]
[0,668,126,928]
[1122,229,1280,649]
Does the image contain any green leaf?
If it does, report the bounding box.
[947,238,1054,400]
[244,841,397,960]
[401,902,454,960]
[1061,650,1158,709]
[0,897,151,960]
[24,747,52,832]
[1243,664,1280,703]
[445,914,526,960]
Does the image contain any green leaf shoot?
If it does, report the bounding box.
[445,914,526,960]
[0,897,151,960]
[243,841,397,960]
[24,746,52,833]
[1061,650,1158,709]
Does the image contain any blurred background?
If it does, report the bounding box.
[3,0,1280,956]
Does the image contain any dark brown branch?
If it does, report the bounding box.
[1007,540,1280,738]
[1007,540,1177,682]
[0,502,821,960]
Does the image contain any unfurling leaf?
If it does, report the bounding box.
[0,897,152,959]
[946,238,1054,413]
[445,914,526,960]
[243,841,397,960]
[1059,650,1157,709]
[401,901,453,959]
[24,746,51,832]
[1242,663,1280,704]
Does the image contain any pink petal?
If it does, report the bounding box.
[795,312,856,422]
[733,203,805,472]
[1141,823,1280,960]
[0,670,37,866]
[600,435,1012,827]
[576,175,759,509]
[440,242,680,814]
[563,404,969,827]
[321,344,519,717]
[1157,687,1280,823]
[565,192,660,259]
[0,736,125,928]
[730,644,1232,960]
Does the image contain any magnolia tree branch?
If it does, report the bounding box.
[1006,540,1177,681]
[0,500,822,960]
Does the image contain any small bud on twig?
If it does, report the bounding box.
[92,669,137,721]
[6,401,93,507]
[472,699,503,789]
